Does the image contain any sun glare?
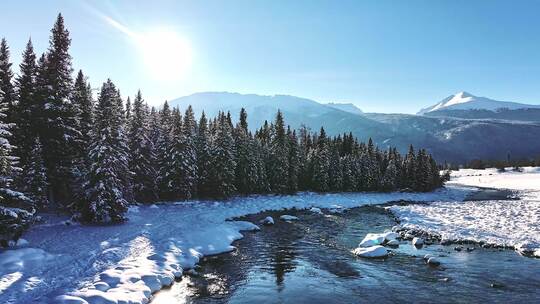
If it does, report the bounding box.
[134,29,193,81]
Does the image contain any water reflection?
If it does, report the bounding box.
[155,204,540,304]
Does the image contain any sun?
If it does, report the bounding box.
[134,29,193,81]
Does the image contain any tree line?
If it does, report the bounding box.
[0,14,445,244]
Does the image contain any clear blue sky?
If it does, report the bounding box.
[2,0,540,113]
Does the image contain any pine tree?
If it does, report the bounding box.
[13,39,38,173]
[381,157,398,191]
[82,80,129,223]
[287,127,299,193]
[22,137,49,208]
[72,70,93,185]
[268,110,289,193]
[0,38,16,124]
[0,87,34,245]
[403,145,417,190]
[125,96,131,122]
[207,112,236,198]
[168,106,198,200]
[328,142,343,191]
[156,101,173,199]
[311,127,330,192]
[41,14,79,204]
[233,108,254,194]
[128,91,157,202]
[196,111,213,197]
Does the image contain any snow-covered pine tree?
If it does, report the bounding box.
[125,96,131,122]
[268,110,289,193]
[0,87,34,246]
[341,154,357,192]
[13,39,38,174]
[207,112,236,198]
[311,127,330,192]
[328,141,343,191]
[297,125,310,190]
[156,101,173,199]
[415,149,432,192]
[381,155,398,191]
[72,70,93,194]
[81,80,129,223]
[196,111,213,197]
[253,137,270,193]
[128,91,158,202]
[168,106,198,200]
[287,127,299,193]
[22,137,49,208]
[0,38,16,125]
[402,144,417,190]
[234,108,260,194]
[41,14,79,204]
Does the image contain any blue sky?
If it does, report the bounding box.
[1,0,540,113]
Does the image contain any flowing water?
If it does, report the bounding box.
[154,194,540,304]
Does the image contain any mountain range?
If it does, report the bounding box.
[169,91,540,164]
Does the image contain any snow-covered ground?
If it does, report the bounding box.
[447,166,540,191]
[0,189,467,304]
[391,167,540,257]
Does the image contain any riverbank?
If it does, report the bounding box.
[0,189,467,304]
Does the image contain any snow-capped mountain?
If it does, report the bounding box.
[418,92,540,115]
[170,91,540,163]
[326,102,363,115]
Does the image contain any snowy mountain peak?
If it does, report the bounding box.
[326,102,364,115]
[418,92,540,115]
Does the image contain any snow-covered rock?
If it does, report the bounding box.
[280,215,299,222]
[427,257,441,267]
[383,232,398,242]
[260,216,274,225]
[55,295,89,304]
[15,238,29,247]
[352,245,388,258]
[359,233,386,247]
[386,239,399,247]
[149,204,159,209]
[93,282,110,292]
[412,237,424,247]
[359,231,399,248]
[309,207,323,214]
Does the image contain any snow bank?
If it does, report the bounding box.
[0,188,467,303]
[392,168,540,256]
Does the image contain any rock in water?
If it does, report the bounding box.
[386,239,399,247]
[412,237,424,247]
[352,245,388,258]
[260,216,274,225]
[383,232,399,242]
[279,215,299,222]
[309,207,323,214]
[427,257,441,267]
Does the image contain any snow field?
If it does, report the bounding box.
[392,167,540,256]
